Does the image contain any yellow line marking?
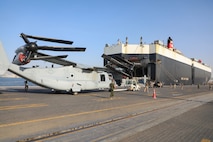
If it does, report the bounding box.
[170,91,179,93]
[147,93,153,96]
[201,139,211,142]
[0,93,19,96]
[0,99,167,128]
[93,97,125,102]
[78,93,99,97]
[0,104,48,111]
[0,97,27,101]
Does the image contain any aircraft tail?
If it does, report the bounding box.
[0,42,10,75]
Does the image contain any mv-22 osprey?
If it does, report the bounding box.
[0,33,113,94]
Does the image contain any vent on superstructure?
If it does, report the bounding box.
[125,37,128,46]
[154,40,163,45]
[140,36,143,46]
[105,44,109,47]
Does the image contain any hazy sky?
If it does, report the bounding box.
[0,0,213,71]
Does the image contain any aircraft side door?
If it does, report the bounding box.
[98,73,109,89]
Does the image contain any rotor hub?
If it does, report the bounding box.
[26,42,38,52]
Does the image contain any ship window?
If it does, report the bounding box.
[100,74,105,81]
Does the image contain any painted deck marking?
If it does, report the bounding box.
[0,103,48,111]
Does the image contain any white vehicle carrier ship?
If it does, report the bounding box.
[103,37,211,85]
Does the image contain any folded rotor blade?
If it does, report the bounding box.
[36,52,77,66]
[31,55,68,60]
[25,34,74,45]
[37,46,86,51]
[20,33,30,43]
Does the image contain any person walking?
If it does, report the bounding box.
[25,80,28,92]
[144,82,149,93]
[109,80,115,99]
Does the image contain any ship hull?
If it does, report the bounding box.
[153,54,211,85]
[104,53,211,85]
[103,40,211,85]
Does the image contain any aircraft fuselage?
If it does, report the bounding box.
[8,64,111,93]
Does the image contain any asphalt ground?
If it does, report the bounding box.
[119,100,213,142]
[0,85,212,142]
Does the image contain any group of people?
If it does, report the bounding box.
[109,80,150,99]
[109,80,151,99]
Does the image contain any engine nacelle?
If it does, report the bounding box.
[12,52,30,65]
[15,45,26,53]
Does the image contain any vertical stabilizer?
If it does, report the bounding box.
[0,42,10,75]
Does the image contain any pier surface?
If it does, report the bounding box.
[0,85,212,142]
